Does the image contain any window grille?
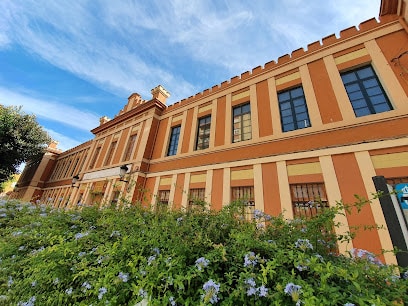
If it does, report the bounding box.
[231,186,255,219]
[290,183,328,218]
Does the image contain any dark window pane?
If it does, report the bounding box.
[357,66,374,79]
[341,65,392,117]
[278,86,311,133]
[341,72,357,83]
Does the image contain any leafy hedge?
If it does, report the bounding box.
[0,198,407,305]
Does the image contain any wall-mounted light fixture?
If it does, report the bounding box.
[119,165,129,182]
[72,174,80,188]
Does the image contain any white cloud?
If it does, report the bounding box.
[0,86,100,132]
[0,0,381,103]
[44,128,83,152]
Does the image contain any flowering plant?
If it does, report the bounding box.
[0,197,407,305]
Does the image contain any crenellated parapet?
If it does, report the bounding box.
[165,15,399,112]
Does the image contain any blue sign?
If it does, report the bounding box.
[395,183,408,209]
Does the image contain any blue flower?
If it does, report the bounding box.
[118,271,129,282]
[65,287,73,295]
[138,288,148,298]
[247,286,257,296]
[98,287,107,300]
[201,279,220,304]
[17,296,36,306]
[7,276,13,287]
[195,257,210,271]
[295,239,313,251]
[244,251,258,267]
[74,232,89,240]
[253,209,263,219]
[244,278,256,287]
[284,283,302,302]
[152,247,160,254]
[403,271,408,279]
[148,255,156,265]
[169,296,176,306]
[350,248,383,266]
[344,303,355,306]
[110,230,121,237]
[296,264,308,272]
[82,281,92,291]
[257,285,268,297]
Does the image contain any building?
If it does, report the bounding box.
[14,0,408,265]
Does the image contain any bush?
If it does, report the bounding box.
[0,198,407,305]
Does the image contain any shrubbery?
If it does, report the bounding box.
[0,198,407,305]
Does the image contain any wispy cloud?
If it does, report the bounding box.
[0,86,100,132]
[44,128,83,151]
[0,0,380,104]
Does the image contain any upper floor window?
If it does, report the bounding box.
[278,86,311,132]
[167,126,181,156]
[290,183,328,218]
[89,146,101,169]
[196,116,211,150]
[104,141,117,166]
[123,134,137,161]
[341,65,393,117]
[233,103,251,143]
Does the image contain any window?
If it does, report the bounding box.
[188,188,206,210]
[157,190,170,206]
[167,126,181,156]
[123,134,137,161]
[341,65,392,117]
[278,86,311,132]
[196,116,211,150]
[89,146,101,169]
[231,186,255,219]
[104,141,117,166]
[232,103,251,143]
[290,183,328,218]
[111,190,121,206]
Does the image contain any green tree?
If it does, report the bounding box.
[0,105,51,183]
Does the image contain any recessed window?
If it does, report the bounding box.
[341,65,392,117]
[278,86,311,132]
[158,190,170,206]
[196,116,211,150]
[290,183,328,218]
[231,186,255,220]
[89,146,101,169]
[167,126,181,156]
[188,188,206,210]
[104,141,117,166]
[123,134,137,161]
[232,103,252,143]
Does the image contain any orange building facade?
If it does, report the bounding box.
[14,0,408,264]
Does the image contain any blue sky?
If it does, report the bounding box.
[0,0,380,151]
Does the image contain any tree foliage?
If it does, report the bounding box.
[0,105,51,183]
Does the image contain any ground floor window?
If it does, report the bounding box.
[231,186,255,220]
[290,183,328,218]
[157,190,170,206]
[188,188,206,211]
